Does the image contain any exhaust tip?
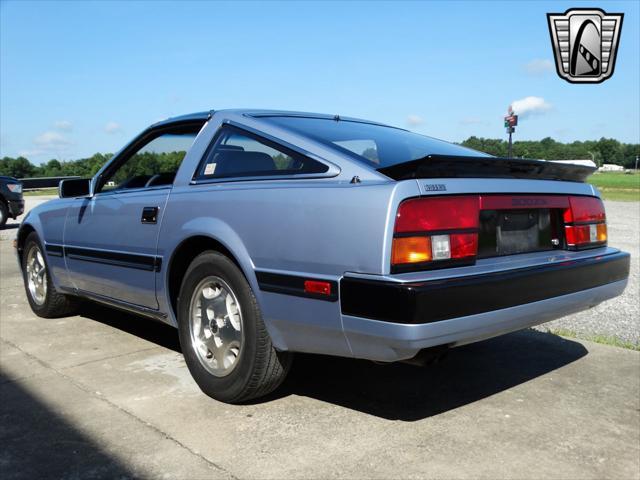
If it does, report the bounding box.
[401,344,451,367]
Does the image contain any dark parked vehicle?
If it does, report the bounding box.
[0,176,24,227]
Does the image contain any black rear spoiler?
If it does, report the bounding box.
[377,155,596,183]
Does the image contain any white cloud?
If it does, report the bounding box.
[406,115,424,127]
[54,120,73,131]
[524,59,554,75]
[104,121,122,134]
[510,96,552,118]
[34,131,72,147]
[19,131,73,158]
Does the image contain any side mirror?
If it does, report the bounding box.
[59,178,91,198]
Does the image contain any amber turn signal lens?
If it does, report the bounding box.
[392,236,432,265]
[597,223,607,242]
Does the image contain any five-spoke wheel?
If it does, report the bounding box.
[189,276,244,377]
[25,244,48,305]
[178,251,292,403]
[21,231,78,317]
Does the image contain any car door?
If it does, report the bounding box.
[63,123,203,309]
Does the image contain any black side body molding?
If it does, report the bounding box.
[45,244,162,272]
[44,244,64,257]
[341,252,629,324]
[60,286,167,321]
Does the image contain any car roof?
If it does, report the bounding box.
[150,111,212,128]
[152,109,403,130]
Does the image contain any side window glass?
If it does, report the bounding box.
[196,127,328,180]
[100,132,198,192]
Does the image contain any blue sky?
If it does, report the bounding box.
[1,0,638,164]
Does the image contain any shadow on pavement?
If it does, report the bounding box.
[0,371,135,480]
[75,303,588,421]
[0,223,19,230]
[277,329,588,421]
[77,302,181,353]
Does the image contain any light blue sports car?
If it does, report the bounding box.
[17,110,630,402]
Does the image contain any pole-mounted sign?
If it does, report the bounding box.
[504,106,518,158]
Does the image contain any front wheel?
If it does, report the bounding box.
[177,251,292,403]
[21,232,78,317]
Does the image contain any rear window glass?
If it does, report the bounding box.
[264,116,487,169]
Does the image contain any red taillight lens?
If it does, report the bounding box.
[564,196,606,224]
[395,196,479,233]
[392,196,479,269]
[563,196,607,248]
[450,233,478,258]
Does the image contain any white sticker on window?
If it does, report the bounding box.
[204,163,217,175]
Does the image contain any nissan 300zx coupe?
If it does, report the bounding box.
[16,110,630,402]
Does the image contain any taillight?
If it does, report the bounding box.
[563,196,607,248]
[392,196,479,271]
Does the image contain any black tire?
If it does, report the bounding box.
[177,251,292,403]
[0,201,8,228]
[22,232,79,318]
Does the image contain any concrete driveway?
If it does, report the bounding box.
[1,198,639,479]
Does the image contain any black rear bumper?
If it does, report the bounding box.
[340,251,630,324]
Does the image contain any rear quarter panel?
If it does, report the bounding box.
[157,179,417,355]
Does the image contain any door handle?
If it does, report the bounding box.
[141,206,159,224]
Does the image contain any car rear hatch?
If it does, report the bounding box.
[339,157,630,326]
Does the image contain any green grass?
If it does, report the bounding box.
[587,171,640,201]
[595,189,640,201]
[546,327,640,351]
[588,171,640,189]
[23,188,58,196]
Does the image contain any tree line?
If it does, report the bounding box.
[1,136,638,179]
[460,137,638,167]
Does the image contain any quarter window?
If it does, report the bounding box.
[195,127,328,180]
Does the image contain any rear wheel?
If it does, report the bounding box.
[22,232,78,317]
[178,251,292,403]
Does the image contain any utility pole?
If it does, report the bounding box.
[635,155,639,171]
[504,105,518,158]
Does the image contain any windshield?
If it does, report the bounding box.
[263,116,488,169]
